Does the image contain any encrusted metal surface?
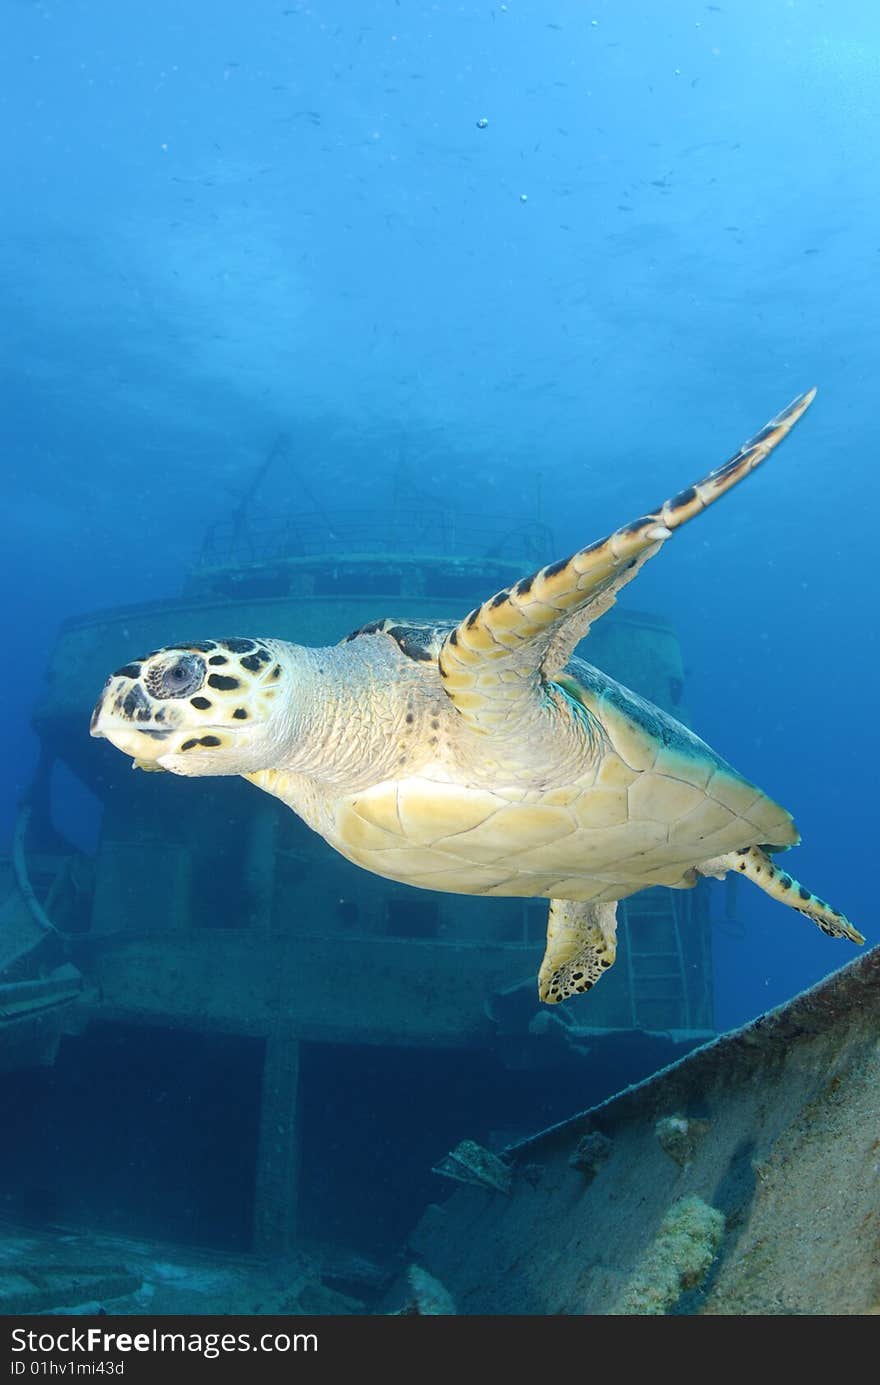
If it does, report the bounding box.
[400,946,880,1315]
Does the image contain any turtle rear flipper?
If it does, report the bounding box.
[439,390,816,734]
[538,899,618,1004]
[699,846,863,943]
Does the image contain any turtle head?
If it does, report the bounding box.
[90,638,292,776]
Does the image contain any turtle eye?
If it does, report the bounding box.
[146,653,205,700]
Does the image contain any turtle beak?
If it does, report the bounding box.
[90,683,148,737]
[89,681,118,740]
[90,678,174,758]
[89,698,106,739]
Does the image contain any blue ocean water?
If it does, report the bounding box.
[1,0,877,1290]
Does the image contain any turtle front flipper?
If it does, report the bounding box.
[439,390,815,733]
[538,899,619,1004]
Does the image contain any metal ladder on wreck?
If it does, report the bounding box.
[621,889,692,1031]
[0,810,84,1070]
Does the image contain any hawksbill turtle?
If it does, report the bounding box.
[90,389,862,1003]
